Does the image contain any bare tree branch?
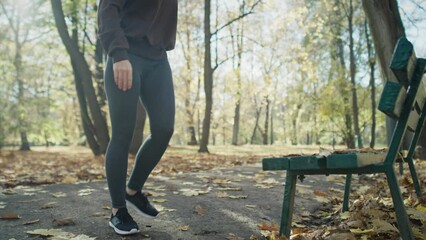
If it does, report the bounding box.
[0,1,17,35]
[211,0,261,36]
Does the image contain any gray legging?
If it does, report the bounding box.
[104,53,175,208]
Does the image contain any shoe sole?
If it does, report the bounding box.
[109,221,140,235]
[126,200,158,219]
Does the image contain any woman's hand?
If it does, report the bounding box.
[113,60,133,91]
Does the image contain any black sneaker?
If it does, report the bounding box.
[126,191,159,218]
[109,207,140,235]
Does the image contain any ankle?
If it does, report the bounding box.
[126,187,137,196]
[112,208,119,216]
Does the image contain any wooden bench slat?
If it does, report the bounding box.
[289,156,326,170]
[378,81,406,118]
[262,157,290,170]
[390,37,417,86]
[326,152,386,169]
[407,78,426,131]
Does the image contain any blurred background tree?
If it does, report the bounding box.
[0,0,425,155]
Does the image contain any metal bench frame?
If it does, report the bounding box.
[262,38,425,240]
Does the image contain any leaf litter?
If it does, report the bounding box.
[1,147,426,239]
[260,161,426,240]
[27,228,95,240]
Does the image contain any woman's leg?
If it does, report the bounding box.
[104,56,141,209]
[127,56,175,192]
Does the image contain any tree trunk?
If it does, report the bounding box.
[232,101,241,145]
[129,101,147,155]
[291,118,297,145]
[362,0,405,83]
[19,131,30,151]
[15,47,30,151]
[262,96,270,145]
[95,37,107,118]
[51,0,110,155]
[365,20,377,148]
[199,0,213,153]
[362,0,403,145]
[71,60,101,154]
[361,0,419,153]
[348,0,362,148]
[231,2,245,146]
[270,105,274,145]
[344,110,356,148]
[338,28,355,149]
[250,106,262,144]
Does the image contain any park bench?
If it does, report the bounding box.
[262,37,425,240]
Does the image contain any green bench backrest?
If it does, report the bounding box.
[378,37,426,165]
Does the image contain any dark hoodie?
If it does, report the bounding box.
[98,0,178,62]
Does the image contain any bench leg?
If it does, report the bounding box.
[342,174,352,212]
[405,103,426,197]
[407,159,422,197]
[279,172,297,237]
[385,167,414,240]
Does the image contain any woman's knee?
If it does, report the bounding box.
[151,125,174,142]
[110,130,134,148]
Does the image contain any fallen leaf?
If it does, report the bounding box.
[289,233,309,240]
[62,176,78,184]
[291,228,306,234]
[195,205,206,216]
[179,225,190,231]
[340,211,351,220]
[407,208,426,222]
[179,188,201,196]
[67,234,97,240]
[349,228,374,235]
[416,204,426,214]
[324,232,356,240]
[249,235,259,240]
[413,227,426,240]
[371,219,398,233]
[41,202,56,209]
[292,223,307,228]
[356,186,370,194]
[216,192,247,199]
[155,205,176,212]
[23,219,40,225]
[78,188,96,196]
[257,222,279,231]
[149,191,166,197]
[91,212,106,217]
[2,189,16,195]
[213,178,232,184]
[226,233,244,240]
[313,195,329,203]
[53,217,76,226]
[27,228,96,240]
[102,205,111,210]
[0,212,20,219]
[217,187,242,191]
[51,192,67,198]
[296,188,313,195]
[300,211,311,217]
[27,229,72,237]
[313,190,327,197]
[346,220,364,229]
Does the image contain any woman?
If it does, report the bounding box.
[97,0,178,235]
